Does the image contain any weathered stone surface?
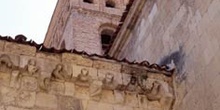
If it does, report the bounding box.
[35,92,57,109]
[0,106,5,110]
[87,101,114,110]
[0,41,5,51]
[50,81,65,95]
[6,106,30,110]
[147,101,162,110]
[113,0,220,110]
[121,65,147,75]
[72,65,98,79]
[101,90,115,104]
[93,60,121,72]
[16,91,36,108]
[138,95,148,109]
[122,73,131,85]
[74,86,90,100]
[125,93,139,107]
[62,53,93,67]
[113,105,134,110]
[36,52,61,62]
[114,90,125,104]
[10,71,20,89]
[0,86,18,105]
[64,82,75,96]
[0,72,11,86]
[4,42,36,56]
[20,76,38,91]
[98,69,122,84]
[57,96,82,110]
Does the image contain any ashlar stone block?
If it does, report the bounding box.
[138,95,148,109]
[57,96,83,110]
[6,106,30,110]
[98,69,122,84]
[93,60,121,72]
[125,93,139,107]
[0,106,5,110]
[113,105,134,110]
[20,76,38,91]
[50,81,65,95]
[72,65,98,80]
[4,42,36,56]
[121,65,147,75]
[147,101,162,110]
[62,53,93,67]
[0,40,5,51]
[16,91,36,108]
[114,90,125,104]
[122,73,131,85]
[10,70,21,89]
[74,86,90,100]
[0,86,18,105]
[87,101,113,110]
[36,52,61,62]
[35,92,58,109]
[64,82,75,96]
[0,72,11,86]
[100,90,115,104]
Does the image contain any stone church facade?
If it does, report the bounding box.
[0,0,220,110]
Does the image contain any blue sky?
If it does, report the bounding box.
[0,0,57,43]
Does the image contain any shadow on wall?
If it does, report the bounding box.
[159,46,185,74]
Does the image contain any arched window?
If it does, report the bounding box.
[83,0,93,4]
[101,29,114,52]
[106,0,116,8]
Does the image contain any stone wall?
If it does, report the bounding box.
[0,39,174,110]
[114,0,220,110]
[44,0,129,55]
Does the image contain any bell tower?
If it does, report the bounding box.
[44,0,129,55]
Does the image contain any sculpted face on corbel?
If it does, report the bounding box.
[125,75,138,92]
[89,79,103,101]
[22,59,39,78]
[75,68,91,87]
[146,80,174,110]
[39,77,51,92]
[0,54,14,73]
[102,73,117,90]
[51,64,69,81]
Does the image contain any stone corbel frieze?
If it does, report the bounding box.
[0,53,175,110]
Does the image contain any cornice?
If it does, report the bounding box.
[0,35,175,75]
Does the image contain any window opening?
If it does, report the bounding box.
[106,0,116,8]
[83,0,93,4]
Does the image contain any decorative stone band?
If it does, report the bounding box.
[0,36,175,110]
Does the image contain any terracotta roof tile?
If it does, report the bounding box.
[0,34,175,76]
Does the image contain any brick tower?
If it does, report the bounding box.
[44,0,128,55]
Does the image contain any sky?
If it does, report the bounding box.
[0,0,57,43]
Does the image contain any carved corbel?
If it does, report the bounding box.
[22,59,40,78]
[146,80,174,110]
[75,68,92,87]
[102,73,117,90]
[0,54,14,73]
[51,64,70,82]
